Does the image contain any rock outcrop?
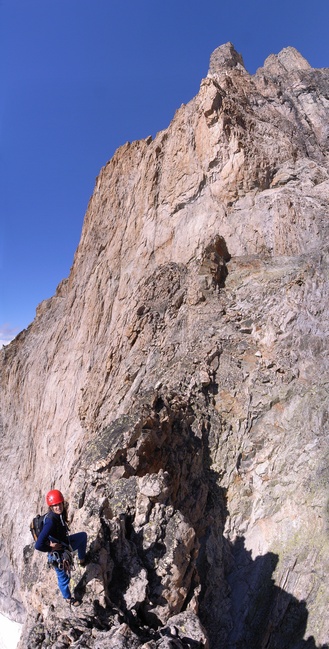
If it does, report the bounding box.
[1,43,329,648]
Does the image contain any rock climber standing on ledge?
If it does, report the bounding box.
[35,489,88,606]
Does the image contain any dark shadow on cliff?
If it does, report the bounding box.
[223,535,328,649]
[197,408,328,649]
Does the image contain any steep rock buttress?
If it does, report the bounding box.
[1,43,329,648]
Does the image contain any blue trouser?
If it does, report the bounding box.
[52,532,87,600]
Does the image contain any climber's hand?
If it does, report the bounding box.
[49,541,62,550]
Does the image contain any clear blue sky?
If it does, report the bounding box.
[1,0,328,345]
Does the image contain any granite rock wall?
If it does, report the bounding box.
[1,43,329,648]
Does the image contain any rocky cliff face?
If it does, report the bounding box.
[1,42,329,648]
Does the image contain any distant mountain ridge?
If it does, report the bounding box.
[1,43,329,648]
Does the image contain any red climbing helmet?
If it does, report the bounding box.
[46,489,64,507]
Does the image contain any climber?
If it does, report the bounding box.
[35,489,88,606]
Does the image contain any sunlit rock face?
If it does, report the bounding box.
[1,43,329,649]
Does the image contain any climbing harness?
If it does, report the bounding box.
[48,547,74,576]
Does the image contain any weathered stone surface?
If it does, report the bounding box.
[0,43,329,648]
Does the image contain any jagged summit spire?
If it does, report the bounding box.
[208,43,312,80]
[208,42,245,76]
[262,46,311,74]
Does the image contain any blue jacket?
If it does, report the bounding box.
[35,510,70,553]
